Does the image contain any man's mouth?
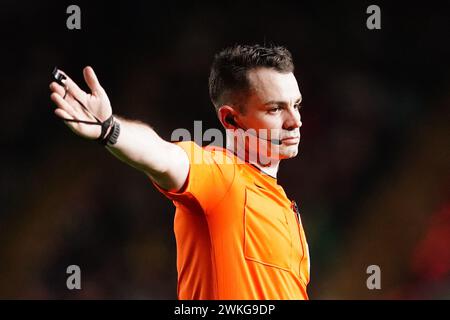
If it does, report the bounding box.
[281,136,300,145]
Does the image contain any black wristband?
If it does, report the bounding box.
[101,119,121,146]
[95,115,114,143]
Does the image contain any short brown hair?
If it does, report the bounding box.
[208,44,294,112]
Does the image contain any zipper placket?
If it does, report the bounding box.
[291,200,305,277]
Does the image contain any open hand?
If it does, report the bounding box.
[49,66,112,140]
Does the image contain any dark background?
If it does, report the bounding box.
[0,1,449,299]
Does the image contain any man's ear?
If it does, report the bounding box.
[218,105,238,129]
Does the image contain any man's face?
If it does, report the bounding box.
[237,68,302,160]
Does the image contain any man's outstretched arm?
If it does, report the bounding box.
[105,116,189,191]
[49,66,189,192]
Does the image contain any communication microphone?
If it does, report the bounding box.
[226,116,282,145]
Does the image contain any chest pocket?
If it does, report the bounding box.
[244,188,292,271]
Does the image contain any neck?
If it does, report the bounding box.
[226,135,280,178]
[251,159,279,178]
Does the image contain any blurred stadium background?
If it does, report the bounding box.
[0,1,449,299]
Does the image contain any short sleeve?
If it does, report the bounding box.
[152,141,236,214]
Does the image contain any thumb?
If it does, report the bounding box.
[83,66,103,94]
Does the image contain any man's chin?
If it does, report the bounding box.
[279,146,299,159]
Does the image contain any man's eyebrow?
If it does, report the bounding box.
[263,97,302,106]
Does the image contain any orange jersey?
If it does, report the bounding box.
[153,141,310,299]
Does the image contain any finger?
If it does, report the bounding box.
[54,68,88,103]
[50,84,78,111]
[51,72,98,119]
[51,92,98,123]
[49,81,65,96]
[51,81,90,117]
[83,66,103,95]
[54,108,79,132]
[54,107,72,120]
[50,92,77,117]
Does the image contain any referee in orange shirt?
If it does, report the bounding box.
[49,44,309,300]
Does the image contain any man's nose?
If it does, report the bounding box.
[283,110,302,131]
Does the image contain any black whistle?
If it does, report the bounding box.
[52,67,67,86]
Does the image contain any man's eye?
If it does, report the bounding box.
[269,107,281,113]
[294,103,302,110]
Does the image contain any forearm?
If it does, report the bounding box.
[104,115,189,192]
[105,116,171,177]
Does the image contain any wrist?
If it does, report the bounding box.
[101,117,121,147]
